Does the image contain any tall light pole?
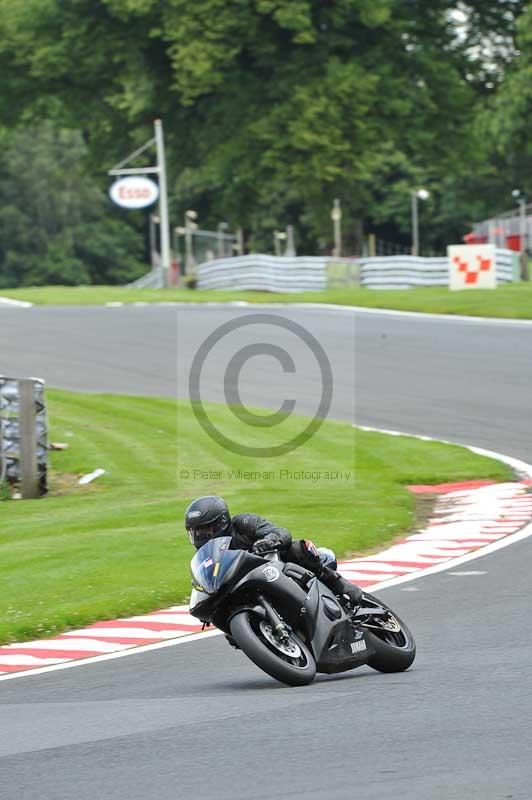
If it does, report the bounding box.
[184,209,198,275]
[331,198,342,257]
[411,188,430,257]
[512,189,529,281]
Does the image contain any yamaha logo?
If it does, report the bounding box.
[263,566,280,582]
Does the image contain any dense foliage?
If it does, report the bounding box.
[0,0,530,283]
[0,124,145,287]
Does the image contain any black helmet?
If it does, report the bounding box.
[185,495,231,548]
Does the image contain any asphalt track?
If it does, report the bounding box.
[2,303,532,799]
[1,304,531,458]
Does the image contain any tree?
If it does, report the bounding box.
[0,122,145,287]
[0,0,528,257]
[483,3,532,200]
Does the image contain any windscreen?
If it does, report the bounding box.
[190,536,241,595]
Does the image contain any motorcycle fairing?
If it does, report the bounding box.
[189,537,289,623]
[231,563,309,629]
[190,536,237,594]
[302,580,375,673]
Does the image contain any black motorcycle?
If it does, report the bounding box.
[189,536,416,686]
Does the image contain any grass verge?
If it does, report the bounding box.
[0,389,511,644]
[2,283,532,318]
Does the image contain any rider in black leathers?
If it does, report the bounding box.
[185,495,362,607]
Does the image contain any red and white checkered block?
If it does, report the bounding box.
[448,244,496,290]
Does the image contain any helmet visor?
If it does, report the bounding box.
[187,524,215,549]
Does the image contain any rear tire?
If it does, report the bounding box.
[361,593,416,673]
[230,610,316,686]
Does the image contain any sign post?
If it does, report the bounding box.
[154,120,171,290]
[108,119,170,287]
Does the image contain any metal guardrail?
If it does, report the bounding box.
[127,265,165,289]
[358,250,517,289]
[0,376,48,498]
[197,255,329,292]
[125,250,520,293]
[195,251,519,292]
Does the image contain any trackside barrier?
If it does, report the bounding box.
[359,256,448,288]
[127,266,165,289]
[0,376,48,498]
[195,251,518,292]
[359,249,517,289]
[197,255,328,292]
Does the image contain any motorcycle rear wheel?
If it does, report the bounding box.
[230,610,316,686]
[360,592,416,673]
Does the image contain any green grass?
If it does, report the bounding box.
[0,389,512,644]
[2,282,532,318]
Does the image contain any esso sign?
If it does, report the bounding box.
[109,176,159,209]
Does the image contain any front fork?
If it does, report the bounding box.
[257,593,291,642]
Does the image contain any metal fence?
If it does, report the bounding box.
[175,227,239,272]
[470,204,532,250]
[127,225,242,289]
[0,376,48,497]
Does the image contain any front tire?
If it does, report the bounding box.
[361,593,416,673]
[230,610,316,686]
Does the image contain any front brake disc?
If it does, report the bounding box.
[259,621,302,658]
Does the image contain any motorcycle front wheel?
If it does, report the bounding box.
[230,610,316,686]
[360,592,416,673]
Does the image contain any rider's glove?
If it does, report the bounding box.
[252,534,281,555]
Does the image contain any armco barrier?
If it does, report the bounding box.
[359,249,517,289]
[0,376,48,497]
[128,265,165,289]
[197,255,328,292]
[193,250,519,293]
[359,256,448,288]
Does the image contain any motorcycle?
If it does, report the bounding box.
[189,536,416,686]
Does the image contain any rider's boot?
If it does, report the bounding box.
[319,566,362,609]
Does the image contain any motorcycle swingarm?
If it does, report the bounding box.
[352,604,389,619]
